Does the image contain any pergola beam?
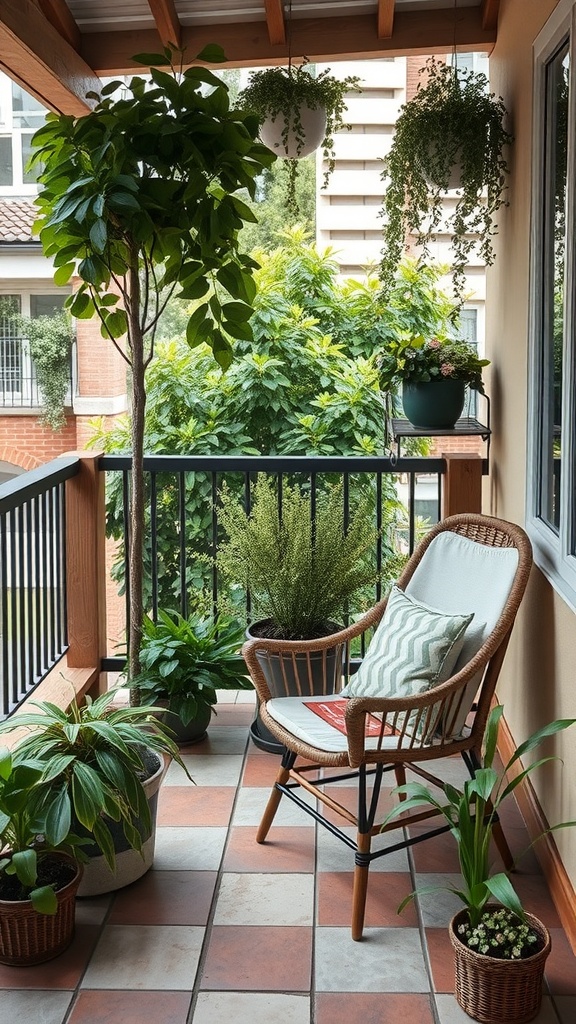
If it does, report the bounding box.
[481,0,500,31]
[0,0,100,114]
[84,7,496,76]
[264,0,286,45]
[378,0,395,39]
[147,0,182,49]
[35,0,81,51]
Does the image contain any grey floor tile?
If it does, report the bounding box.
[414,873,464,927]
[154,826,227,870]
[233,787,316,827]
[555,996,576,1023]
[0,991,72,1024]
[164,754,244,787]
[315,927,429,992]
[194,726,249,754]
[81,924,204,989]
[316,825,410,872]
[214,872,314,926]
[193,992,309,1023]
[435,994,559,1024]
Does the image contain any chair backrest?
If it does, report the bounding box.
[397,514,533,738]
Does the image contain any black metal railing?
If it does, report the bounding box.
[0,457,79,717]
[0,335,73,408]
[100,454,445,668]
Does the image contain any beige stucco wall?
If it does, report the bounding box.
[487,0,576,889]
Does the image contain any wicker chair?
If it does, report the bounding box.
[242,513,533,940]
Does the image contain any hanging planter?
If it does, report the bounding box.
[380,58,513,302]
[239,60,360,211]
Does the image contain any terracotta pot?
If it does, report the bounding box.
[0,853,82,966]
[449,908,551,1024]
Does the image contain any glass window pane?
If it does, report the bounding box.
[30,295,67,318]
[0,137,13,186]
[539,43,569,533]
[0,296,22,398]
[21,134,40,184]
[11,83,46,129]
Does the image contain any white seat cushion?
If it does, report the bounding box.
[266,694,413,752]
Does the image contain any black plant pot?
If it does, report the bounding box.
[246,620,344,753]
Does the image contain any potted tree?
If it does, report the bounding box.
[31,45,274,700]
[0,747,84,965]
[239,60,360,210]
[379,58,513,303]
[0,690,188,897]
[377,332,490,429]
[134,610,253,744]
[385,705,576,1024]
[217,476,397,749]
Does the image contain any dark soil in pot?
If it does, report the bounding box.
[0,855,76,902]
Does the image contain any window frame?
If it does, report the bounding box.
[527,0,576,609]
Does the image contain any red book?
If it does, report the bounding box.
[303,698,384,737]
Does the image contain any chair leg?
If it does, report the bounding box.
[352,832,371,941]
[256,751,295,844]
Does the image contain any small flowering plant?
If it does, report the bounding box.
[383,705,576,957]
[378,333,490,394]
[456,907,539,961]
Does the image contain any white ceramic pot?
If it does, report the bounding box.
[260,103,327,159]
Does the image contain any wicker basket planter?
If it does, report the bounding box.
[0,854,82,966]
[449,908,551,1024]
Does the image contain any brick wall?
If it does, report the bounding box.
[76,305,127,399]
[0,415,78,468]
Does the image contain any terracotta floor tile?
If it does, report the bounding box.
[545,929,576,994]
[200,925,312,991]
[513,875,562,929]
[223,826,316,872]
[242,748,283,786]
[157,785,235,826]
[108,870,217,926]
[317,871,418,928]
[316,992,435,1024]
[67,990,192,1024]
[425,928,456,993]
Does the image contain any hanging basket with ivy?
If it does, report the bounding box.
[379,58,513,303]
[239,60,360,211]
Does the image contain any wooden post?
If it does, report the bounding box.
[442,453,483,518]
[65,452,107,693]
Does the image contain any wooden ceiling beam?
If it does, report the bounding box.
[378,0,395,39]
[84,7,497,75]
[147,0,182,49]
[481,0,500,32]
[0,0,100,114]
[264,0,286,45]
[35,0,81,51]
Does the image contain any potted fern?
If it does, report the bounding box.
[239,60,360,210]
[380,58,513,302]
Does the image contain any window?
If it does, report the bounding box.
[0,73,46,192]
[528,0,576,606]
[0,291,68,407]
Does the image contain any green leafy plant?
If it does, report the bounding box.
[18,311,74,431]
[134,611,252,725]
[380,58,513,302]
[239,61,360,210]
[31,44,274,690]
[217,476,388,640]
[0,748,81,914]
[0,691,187,873]
[454,906,540,961]
[384,705,576,949]
[378,334,490,394]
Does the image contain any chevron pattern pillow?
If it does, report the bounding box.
[341,586,474,700]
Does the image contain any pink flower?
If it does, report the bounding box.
[428,338,442,349]
[440,363,455,376]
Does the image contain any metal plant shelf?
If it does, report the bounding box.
[391,416,491,441]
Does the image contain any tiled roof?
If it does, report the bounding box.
[0,199,38,243]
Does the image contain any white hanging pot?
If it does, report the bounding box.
[260,103,327,159]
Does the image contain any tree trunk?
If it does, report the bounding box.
[126,261,145,702]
